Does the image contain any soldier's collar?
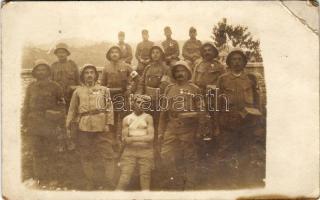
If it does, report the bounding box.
[230,71,246,79]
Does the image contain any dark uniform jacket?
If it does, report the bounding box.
[158,81,204,141]
[118,42,133,64]
[22,80,65,136]
[51,60,80,102]
[216,71,261,129]
[162,39,180,62]
[100,61,133,94]
[136,62,171,97]
[182,39,202,62]
[135,41,154,61]
[192,58,226,93]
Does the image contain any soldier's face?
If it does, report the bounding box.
[55,49,69,60]
[173,65,188,82]
[151,49,162,61]
[229,54,246,72]
[118,35,125,43]
[203,45,217,60]
[189,31,197,38]
[133,99,144,113]
[164,29,172,38]
[34,65,49,80]
[142,33,149,41]
[83,68,96,83]
[109,49,121,61]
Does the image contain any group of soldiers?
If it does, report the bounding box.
[22,26,266,191]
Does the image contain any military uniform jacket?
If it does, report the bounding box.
[161,39,180,61]
[135,40,154,61]
[66,84,114,132]
[118,42,133,64]
[22,80,65,136]
[136,62,171,95]
[100,61,133,92]
[51,60,80,101]
[192,59,226,92]
[158,82,204,141]
[217,71,260,112]
[182,39,202,62]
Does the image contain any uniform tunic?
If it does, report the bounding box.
[215,71,264,186]
[193,59,226,93]
[135,40,154,75]
[118,42,133,64]
[162,39,180,64]
[100,61,133,93]
[182,39,202,63]
[22,80,65,182]
[158,82,204,190]
[66,84,115,188]
[137,62,171,97]
[51,60,80,106]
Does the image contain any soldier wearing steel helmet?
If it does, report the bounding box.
[51,43,80,111]
[192,42,226,159]
[158,60,206,190]
[66,64,115,190]
[215,48,264,187]
[22,59,66,188]
[136,45,172,163]
[101,45,137,149]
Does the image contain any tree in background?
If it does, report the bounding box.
[212,18,263,62]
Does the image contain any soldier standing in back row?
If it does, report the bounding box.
[215,48,264,187]
[162,26,180,66]
[158,61,206,190]
[118,31,133,64]
[135,29,154,75]
[22,59,66,188]
[51,43,80,111]
[182,27,202,71]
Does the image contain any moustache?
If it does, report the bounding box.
[175,75,184,78]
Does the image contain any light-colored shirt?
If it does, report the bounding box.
[66,84,114,132]
[127,112,148,137]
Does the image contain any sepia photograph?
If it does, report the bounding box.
[2,1,319,199]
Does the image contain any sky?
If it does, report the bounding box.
[3,1,268,48]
